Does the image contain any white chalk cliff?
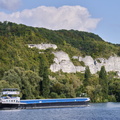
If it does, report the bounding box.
[28,43,57,50]
[50,51,120,76]
[75,55,120,75]
[28,43,120,76]
[50,51,77,73]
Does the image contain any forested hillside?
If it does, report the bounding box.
[0,21,120,102]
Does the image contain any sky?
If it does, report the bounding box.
[0,0,120,44]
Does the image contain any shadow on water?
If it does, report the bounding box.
[89,102,120,109]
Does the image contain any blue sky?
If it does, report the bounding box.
[0,0,120,44]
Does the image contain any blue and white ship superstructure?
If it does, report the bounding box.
[0,88,20,104]
[0,88,90,110]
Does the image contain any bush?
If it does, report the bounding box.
[50,92,59,98]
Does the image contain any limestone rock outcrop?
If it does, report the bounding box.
[73,55,120,75]
[50,51,120,76]
[50,51,76,73]
[28,43,120,76]
[28,43,57,50]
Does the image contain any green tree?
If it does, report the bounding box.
[2,67,24,88]
[39,54,50,98]
[84,66,91,86]
[109,78,120,102]
[42,66,50,98]
[99,66,107,80]
[2,67,41,99]
[99,66,108,101]
[0,80,19,90]
[22,70,41,99]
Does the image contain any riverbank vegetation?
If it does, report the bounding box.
[0,21,120,102]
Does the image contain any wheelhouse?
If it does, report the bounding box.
[0,88,20,104]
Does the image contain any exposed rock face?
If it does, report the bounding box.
[50,51,120,76]
[28,43,57,50]
[103,56,120,73]
[50,51,76,73]
[74,55,120,75]
[75,66,85,73]
[27,43,120,76]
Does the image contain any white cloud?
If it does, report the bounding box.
[0,0,21,10]
[0,5,101,31]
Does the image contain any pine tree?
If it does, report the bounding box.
[84,66,91,86]
[39,54,50,98]
[42,66,50,98]
[99,66,108,100]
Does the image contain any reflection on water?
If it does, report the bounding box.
[90,102,120,108]
[0,102,120,120]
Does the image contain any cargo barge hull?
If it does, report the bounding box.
[0,98,90,110]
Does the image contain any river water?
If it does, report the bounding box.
[0,102,120,120]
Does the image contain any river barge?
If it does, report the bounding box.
[0,88,90,110]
